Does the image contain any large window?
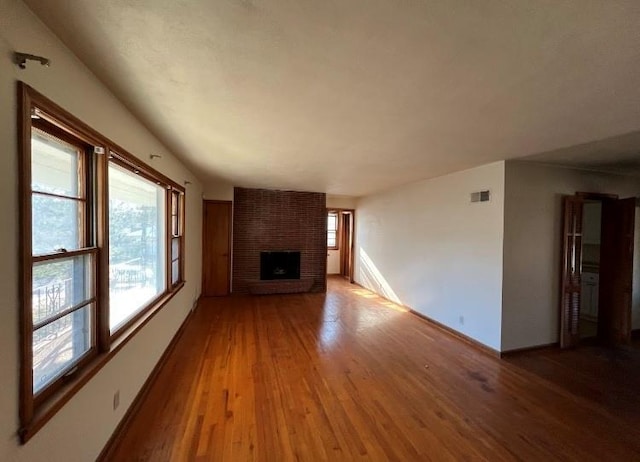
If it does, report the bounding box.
[19,83,185,442]
[108,161,166,331]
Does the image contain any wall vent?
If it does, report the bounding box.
[470,190,490,203]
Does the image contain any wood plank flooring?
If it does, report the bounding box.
[105,277,640,461]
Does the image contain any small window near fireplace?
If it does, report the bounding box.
[260,251,301,280]
[327,211,339,249]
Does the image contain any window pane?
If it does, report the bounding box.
[328,214,337,231]
[32,195,82,254]
[32,128,80,197]
[172,237,180,261]
[172,260,180,285]
[328,230,337,247]
[33,305,92,393]
[109,163,166,331]
[172,215,179,237]
[171,192,178,215]
[32,255,93,325]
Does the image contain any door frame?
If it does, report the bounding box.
[326,207,356,283]
[599,196,635,345]
[202,200,232,296]
[559,191,637,348]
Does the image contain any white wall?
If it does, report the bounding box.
[203,179,234,201]
[0,1,202,460]
[355,162,505,351]
[327,195,357,210]
[502,161,640,351]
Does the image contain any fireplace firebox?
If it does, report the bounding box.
[260,251,301,280]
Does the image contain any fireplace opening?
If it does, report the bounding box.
[260,251,301,280]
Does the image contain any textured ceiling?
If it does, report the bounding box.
[24,0,640,196]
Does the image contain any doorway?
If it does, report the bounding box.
[202,200,232,296]
[326,209,355,282]
[560,193,636,348]
[579,200,601,340]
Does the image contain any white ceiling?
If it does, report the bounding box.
[523,129,640,177]
[24,0,640,196]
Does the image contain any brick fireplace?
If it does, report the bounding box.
[232,187,327,294]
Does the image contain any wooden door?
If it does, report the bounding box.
[599,197,635,345]
[202,201,231,296]
[560,195,584,349]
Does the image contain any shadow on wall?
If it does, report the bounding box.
[357,248,402,305]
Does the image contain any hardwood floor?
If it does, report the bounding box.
[105,277,640,461]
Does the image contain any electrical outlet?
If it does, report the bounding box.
[113,390,120,410]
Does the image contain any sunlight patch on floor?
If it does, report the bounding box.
[348,284,409,313]
[351,289,377,298]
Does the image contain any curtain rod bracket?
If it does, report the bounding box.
[14,52,50,69]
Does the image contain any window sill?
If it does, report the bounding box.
[19,282,185,443]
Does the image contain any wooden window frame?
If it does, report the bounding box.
[29,120,98,407]
[106,155,170,340]
[327,210,340,250]
[170,188,185,289]
[18,83,186,442]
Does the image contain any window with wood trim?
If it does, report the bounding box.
[19,83,186,442]
[170,189,184,287]
[30,123,97,397]
[327,211,339,249]
[108,159,167,333]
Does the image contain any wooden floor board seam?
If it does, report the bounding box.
[102,279,640,461]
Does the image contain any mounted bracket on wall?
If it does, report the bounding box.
[14,52,51,69]
[184,180,192,186]
[149,154,162,160]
